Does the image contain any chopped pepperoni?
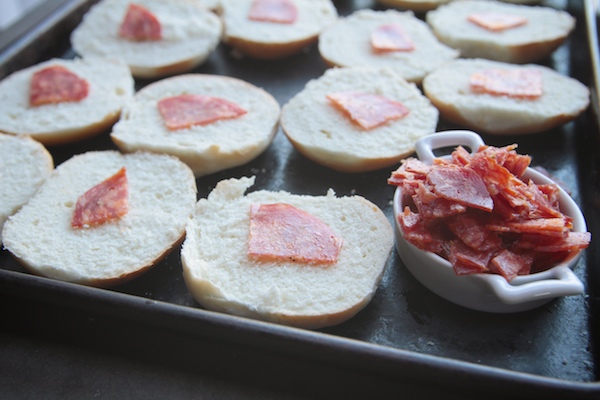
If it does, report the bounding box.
[327,91,409,130]
[388,144,591,281]
[399,207,445,254]
[489,249,532,281]
[248,0,297,24]
[533,166,572,195]
[72,167,129,229]
[371,24,415,52]
[470,68,543,99]
[387,158,431,186]
[248,203,343,264]
[530,251,572,273]
[403,158,432,176]
[450,145,473,166]
[476,144,531,178]
[427,165,494,212]
[486,218,570,237]
[525,180,564,219]
[536,184,561,209]
[412,182,467,220]
[119,3,162,41]
[157,94,247,130]
[515,232,591,253]
[447,240,493,275]
[467,13,528,32]
[29,65,89,106]
[447,212,502,251]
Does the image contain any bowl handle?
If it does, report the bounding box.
[485,266,584,305]
[415,130,485,165]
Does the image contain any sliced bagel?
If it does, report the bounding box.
[0,133,53,244]
[181,176,394,329]
[281,66,439,173]
[2,151,197,287]
[71,0,222,78]
[0,57,133,145]
[426,0,575,63]
[318,9,459,84]
[110,73,280,177]
[219,0,338,59]
[422,58,590,135]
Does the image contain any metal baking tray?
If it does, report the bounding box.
[1,0,599,398]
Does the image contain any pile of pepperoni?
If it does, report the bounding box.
[388,144,591,282]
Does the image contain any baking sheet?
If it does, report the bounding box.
[0,0,598,397]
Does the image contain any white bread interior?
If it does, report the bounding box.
[425,0,575,64]
[2,151,197,287]
[181,176,394,329]
[71,0,222,78]
[0,57,134,145]
[110,73,280,177]
[218,0,338,59]
[0,133,53,244]
[280,66,439,173]
[422,58,590,135]
[318,9,459,84]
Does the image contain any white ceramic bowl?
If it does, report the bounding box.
[393,130,586,313]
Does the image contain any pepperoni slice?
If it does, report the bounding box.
[72,167,129,229]
[29,65,89,107]
[427,165,494,212]
[371,24,415,52]
[515,231,591,253]
[157,94,247,130]
[248,0,298,24]
[470,68,543,99]
[327,91,410,130]
[248,203,343,264]
[447,212,502,251]
[447,240,493,275]
[489,249,532,281]
[413,182,467,220]
[387,158,431,186]
[398,207,445,254]
[526,180,564,220]
[119,3,162,41]
[450,145,474,166]
[467,13,528,32]
[486,218,570,237]
[475,144,531,177]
